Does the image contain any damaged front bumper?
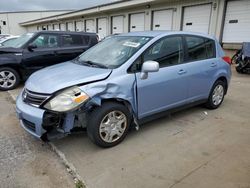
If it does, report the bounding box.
[16,93,86,140]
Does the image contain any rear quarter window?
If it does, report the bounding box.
[185,36,215,62]
[61,34,89,47]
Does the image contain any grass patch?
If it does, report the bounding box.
[75,180,85,188]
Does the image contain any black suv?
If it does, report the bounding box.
[0,31,98,90]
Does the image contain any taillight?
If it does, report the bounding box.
[222,56,232,65]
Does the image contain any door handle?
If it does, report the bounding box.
[178,69,187,75]
[210,62,217,67]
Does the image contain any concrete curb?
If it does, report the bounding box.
[7,90,87,188]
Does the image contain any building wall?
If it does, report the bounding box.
[21,0,250,49]
[0,11,71,35]
[25,0,222,37]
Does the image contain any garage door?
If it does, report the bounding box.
[75,21,84,32]
[60,23,66,31]
[130,13,145,32]
[223,0,250,43]
[85,19,95,32]
[182,4,212,34]
[97,18,108,39]
[48,25,53,30]
[53,24,59,31]
[112,16,124,34]
[152,9,174,30]
[66,22,74,31]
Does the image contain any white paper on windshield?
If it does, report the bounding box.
[123,41,140,48]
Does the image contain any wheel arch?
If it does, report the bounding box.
[215,76,228,94]
[0,64,23,80]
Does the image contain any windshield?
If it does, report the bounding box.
[1,38,18,47]
[76,36,152,69]
[6,33,34,48]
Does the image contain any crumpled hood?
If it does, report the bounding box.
[25,62,112,94]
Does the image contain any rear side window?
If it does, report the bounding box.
[61,34,89,47]
[185,36,215,62]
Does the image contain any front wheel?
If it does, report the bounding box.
[87,102,131,148]
[0,67,20,91]
[205,80,226,109]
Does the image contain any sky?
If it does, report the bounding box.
[0,0,117,12]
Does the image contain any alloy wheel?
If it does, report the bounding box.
[99,110,127,143]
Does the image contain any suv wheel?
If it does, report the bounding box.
[205,80,226,109]
[0,67,20,91]
[87,102,131,148]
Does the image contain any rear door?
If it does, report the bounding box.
[55,34,90,62]
[183,35,217,102]
[136,36,188,119]
[21,33,60,73]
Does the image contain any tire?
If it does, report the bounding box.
[236,66,243,74]
[205,80,226,109]
[0,67,20,91]
[87,102,131,148]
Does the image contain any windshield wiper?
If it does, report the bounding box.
[76,59,108,69]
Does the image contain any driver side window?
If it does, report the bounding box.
[143,36,183,68]
[30,34,59,48]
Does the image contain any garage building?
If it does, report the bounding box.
[0,10,72,35]
[19,0,250,49]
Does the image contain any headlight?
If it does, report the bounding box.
[44,87,89,112]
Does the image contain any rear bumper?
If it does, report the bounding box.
[16,93,46,139]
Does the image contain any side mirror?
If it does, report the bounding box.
[140,60,159,80]
[27,44,37,51]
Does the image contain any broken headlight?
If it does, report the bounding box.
[44,87,89,112]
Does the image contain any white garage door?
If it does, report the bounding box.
[60,23,66,31]
[182,4,212,34]
[53,24,59,31]
[112,16,124,34]
[66,22,74,31]
[48,25,53,30]
[130,13,145,32]
[75,21,84,32]
[223,0,250,43]
[152,9,174,30]
[97,18,108,39]
[85,19,95,32]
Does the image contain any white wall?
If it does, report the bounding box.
[24,0,236,44]
[0,11,71,35]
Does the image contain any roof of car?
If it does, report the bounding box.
[119,31,215,40]
[33,30,97,36]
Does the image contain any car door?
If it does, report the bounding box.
[55,34,89,62]
[136,36,189,119]
[21,33,60,74]
[183,35,217,102]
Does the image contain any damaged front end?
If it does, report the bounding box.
[41,110,88,141]
[16,87,94,141]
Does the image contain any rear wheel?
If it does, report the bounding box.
[205,80,226,109]
[87,102,131,148]
[236,66,243,73]
[0,67,20,91]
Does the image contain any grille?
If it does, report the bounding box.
[22,119,36,132]
[22,89,50,107]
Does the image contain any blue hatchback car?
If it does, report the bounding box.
[16,31,231,147]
